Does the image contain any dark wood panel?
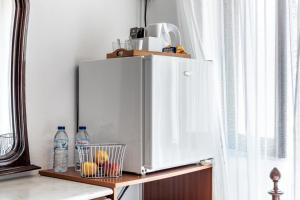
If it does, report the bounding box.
[144,168,212,200]
[0,165,40,176]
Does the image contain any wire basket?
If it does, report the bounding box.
[77,144,126,178]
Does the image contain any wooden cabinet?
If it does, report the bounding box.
[144,167,212,200]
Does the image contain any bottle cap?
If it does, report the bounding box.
[78,126,86,130]
[57,126,65,130]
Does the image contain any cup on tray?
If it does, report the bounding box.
[112,39,133,51]
[130,39,143,50]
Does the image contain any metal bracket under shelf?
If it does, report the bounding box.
[117,186,130,200]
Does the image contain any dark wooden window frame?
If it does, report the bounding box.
[0,0,40,175]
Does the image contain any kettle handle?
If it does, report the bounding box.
[162,23,182,46]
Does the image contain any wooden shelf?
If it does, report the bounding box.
[106,49,191,59]
[40,164,212,200]
[39,164,211,189]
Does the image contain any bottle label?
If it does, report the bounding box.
[75,140,89,149]
[54,139,68,150]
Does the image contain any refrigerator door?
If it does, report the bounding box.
[144,56,214,171]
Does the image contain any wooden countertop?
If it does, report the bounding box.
[39,164,212,189]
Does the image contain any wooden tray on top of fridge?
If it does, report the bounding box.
[106,49,191,59]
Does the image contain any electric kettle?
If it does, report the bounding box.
[142,23,182,52]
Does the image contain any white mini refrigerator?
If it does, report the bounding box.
[79,55,215,174]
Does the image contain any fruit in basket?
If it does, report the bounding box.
[94,150,109,165]
[103,163,121,176]
[81,162,98,176]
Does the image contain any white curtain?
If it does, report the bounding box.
[293,0,300,198]
[176,0,300,199]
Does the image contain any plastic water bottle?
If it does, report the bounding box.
[74,126,90,171]
[53,126,69,172]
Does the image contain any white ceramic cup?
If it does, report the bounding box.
[130,39,143,50]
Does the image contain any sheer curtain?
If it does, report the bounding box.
[176,0,300,199]
[293,0,300,198]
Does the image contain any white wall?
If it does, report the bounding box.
[27,0,140,170]
[26,0,140,199]
[147,0,178,25]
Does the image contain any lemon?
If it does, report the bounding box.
[81,162,98,176]
[94,150,109,165]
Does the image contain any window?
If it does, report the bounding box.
[222,0,298,158]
